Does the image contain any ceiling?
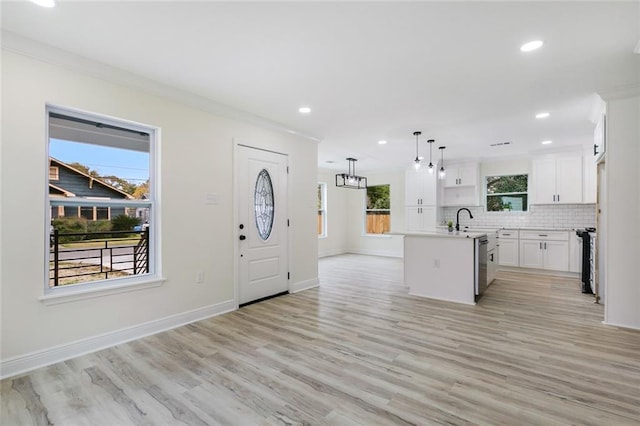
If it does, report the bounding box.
[2,1,639,173]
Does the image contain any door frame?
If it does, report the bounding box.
[232,140,290,309]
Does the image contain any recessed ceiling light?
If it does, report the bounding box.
[325,160,335,164]
[520,40,544,52]
[536,112,550,119]
[30,0,55,7]
[541,140,553,145]
[298,107,311,114]
[378,140,387,145]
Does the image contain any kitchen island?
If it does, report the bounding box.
[399,230,487,305]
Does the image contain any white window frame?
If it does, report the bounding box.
[44,105,162,302]
[318,182,327,238]
[364,184,391,235]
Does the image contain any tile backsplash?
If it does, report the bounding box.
[442,204,596,229]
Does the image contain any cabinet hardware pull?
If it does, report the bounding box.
[594,144,599,156]
[539,234,548,237]
[557,194,560,202]
[553,195,556,202]
[540,242,542,250]
[544,242,547,250]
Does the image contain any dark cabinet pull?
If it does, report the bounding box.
[239,235,246,240]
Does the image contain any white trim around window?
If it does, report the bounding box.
[44,104,162,301]
[318,182,327,238]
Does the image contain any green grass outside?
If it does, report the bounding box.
[60,235,141,249]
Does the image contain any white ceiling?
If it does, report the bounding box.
[2,1,639,172]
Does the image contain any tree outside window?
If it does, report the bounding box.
[486,174,528,211]
[365,184,390,234]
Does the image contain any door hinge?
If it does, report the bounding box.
[287,272,290,280]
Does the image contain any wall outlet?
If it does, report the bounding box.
[196,271,204,283]
[433,259,440,268]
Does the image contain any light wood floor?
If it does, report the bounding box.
[2,254,639,425]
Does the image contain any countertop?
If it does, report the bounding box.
[391,230,487,239]
[438,226,582,232]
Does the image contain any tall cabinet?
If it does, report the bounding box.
[405,168,438,232]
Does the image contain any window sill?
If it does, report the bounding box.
[39,276,166,306]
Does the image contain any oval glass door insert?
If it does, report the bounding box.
[254,169,275,240]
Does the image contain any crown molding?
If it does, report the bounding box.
[597,83,640,102]
[1,30,321,144]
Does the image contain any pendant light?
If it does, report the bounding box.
[438,146,446,179]
[427,139,435,173]
[335,157,367,189]
[413,131,422,170]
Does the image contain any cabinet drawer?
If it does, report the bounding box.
[519,230,569,241]
[498,230,518,239]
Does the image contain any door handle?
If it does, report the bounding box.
[239,235,246,240]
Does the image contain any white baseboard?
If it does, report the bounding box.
[290,277,319,293]
[346,248,404,258]
[318,249,347,258]
[0,299,235,380]
[602,320,640,331]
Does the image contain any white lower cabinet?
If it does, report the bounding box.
[497,230,519,267]
[406,206,436,232]
[519,230,569,271]
[519,240,544,268]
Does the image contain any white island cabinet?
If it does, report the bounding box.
[401,231,487,305]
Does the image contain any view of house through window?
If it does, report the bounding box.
[486,174,528,211]
[317,183,327,237]
[47,108,155,290]
[365,184,391,234]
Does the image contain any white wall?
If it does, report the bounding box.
[346,170,404,257]
[317,169,349,257]
[0,49,318,368]
[481,158,531,178]
[603,90,640,330]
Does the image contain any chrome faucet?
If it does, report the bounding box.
[455,208,474,231]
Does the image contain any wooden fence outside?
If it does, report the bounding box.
[318,212,390,235]
[366,213,390,234]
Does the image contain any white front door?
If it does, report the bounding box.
[237,145,288,305]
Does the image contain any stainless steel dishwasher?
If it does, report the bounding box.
[475,236,489,296]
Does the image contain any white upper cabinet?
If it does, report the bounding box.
[405,168,437,206]
[441,162,479,206]
[443,164,478,188]
[531,154,582,204]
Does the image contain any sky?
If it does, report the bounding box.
[50,139,149,183]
